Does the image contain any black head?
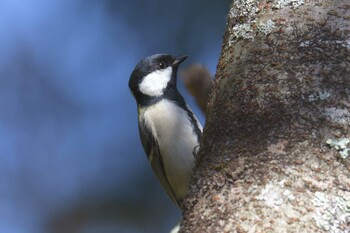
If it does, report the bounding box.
[129,54,187,105]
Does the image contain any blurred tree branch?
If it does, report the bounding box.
[180,0,350,232]
[181,65,213,114]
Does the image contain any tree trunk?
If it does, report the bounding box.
[180,0,350,232]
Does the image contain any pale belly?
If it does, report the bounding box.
[143,99,202,201]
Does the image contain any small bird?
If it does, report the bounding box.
[129,54,202,207]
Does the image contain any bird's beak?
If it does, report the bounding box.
[173,55,188,66]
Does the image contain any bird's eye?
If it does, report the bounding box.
[159,62,165,69]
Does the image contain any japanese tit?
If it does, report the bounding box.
[129,54,202,207]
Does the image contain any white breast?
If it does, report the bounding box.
[142,99,202,200]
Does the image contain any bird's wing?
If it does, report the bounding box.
[138,123,180,207]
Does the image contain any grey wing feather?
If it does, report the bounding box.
[138,123,180,207]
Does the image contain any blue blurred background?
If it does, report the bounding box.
[0,1,229,232]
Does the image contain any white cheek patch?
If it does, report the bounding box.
[139,67,172,96]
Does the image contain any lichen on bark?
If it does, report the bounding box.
[180,0,350,232]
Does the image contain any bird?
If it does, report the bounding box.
[129,54,202,207]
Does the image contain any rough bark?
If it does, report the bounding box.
[180,0,350,232]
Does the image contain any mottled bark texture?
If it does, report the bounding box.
[180,1,350,232]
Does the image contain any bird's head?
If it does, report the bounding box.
[129,54,187,103]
